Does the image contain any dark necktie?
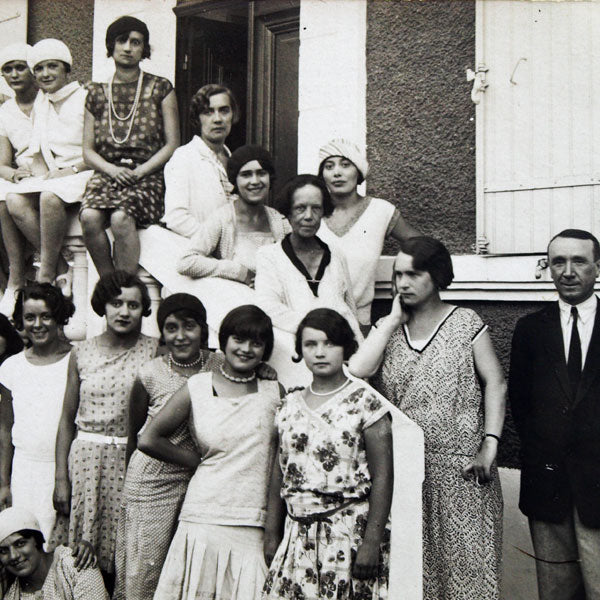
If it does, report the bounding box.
[567,306,582,399]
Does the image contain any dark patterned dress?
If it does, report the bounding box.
[67,334,158,573]
[263,380,391,600]
[371,307,503,600]
[81,73,173,226]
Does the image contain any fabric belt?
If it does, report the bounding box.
[76,431,128,445]
[287,498,362,526]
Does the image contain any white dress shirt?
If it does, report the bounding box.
[558,294,597,367]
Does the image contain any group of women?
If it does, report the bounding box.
[0,13,508,600]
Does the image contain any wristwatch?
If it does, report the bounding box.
[71,164,80,174]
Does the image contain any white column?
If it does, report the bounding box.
[138,267,161,338]
[297,0,367,174]
[62,235,89,341]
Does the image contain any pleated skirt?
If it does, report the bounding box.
[154,522,267,600]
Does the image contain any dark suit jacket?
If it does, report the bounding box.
[509,298,600,527]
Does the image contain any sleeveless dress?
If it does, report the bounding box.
[371,307,503,600]
[154,373,280,600]
[67,334,158,573]
[113,352,223,600]
[82,73,173,226]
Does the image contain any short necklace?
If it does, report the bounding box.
[309,378,350,397]
[108,70,144,145]
[168,351,204,375]
[220,364,256,383]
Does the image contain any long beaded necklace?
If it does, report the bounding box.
[108,70,144,145]
[219,364,256,384]
[168,351,204,376]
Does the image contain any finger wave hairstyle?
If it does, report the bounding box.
[12,282,75,331]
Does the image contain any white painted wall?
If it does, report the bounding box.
[92,0,176,83]
[0,0,28,96]
[297,0,367,174]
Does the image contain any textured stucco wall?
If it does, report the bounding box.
[372,298,547,469]
[366,0,476,255]
[28,0,95,84]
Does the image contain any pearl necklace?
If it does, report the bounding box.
[219,364,256,383]
[108,70,144,145]
[168,351,204,376]
[309,378,350,397]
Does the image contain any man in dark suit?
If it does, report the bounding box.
[510,229,600,600]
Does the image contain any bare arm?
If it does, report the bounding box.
[263,441,286,566]
[0,384,14,509]
[0,135,31,182]
[461,330,507,484]
[388,209,421,243]
[126,377,150,464]
[353,414,394,579]
[132,90,180,179]
[53,352,81,516]
[348,294,405,378]
[137,383,201,468]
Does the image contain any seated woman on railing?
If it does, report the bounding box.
[178,144,289,284]
[0,44,38,305]
[80,16,180,276]
[162,84,237,237]
[5,39,92,297]
[255,174,363,342]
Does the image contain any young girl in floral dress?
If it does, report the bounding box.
[262,308,393,599]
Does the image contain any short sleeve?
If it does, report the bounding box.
[153,76,174,103]
[357,384,390,430]
[0,355,17,391]
[84,83,103,118]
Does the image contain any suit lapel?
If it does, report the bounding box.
[540,303,572,401]
[574,296,600,407]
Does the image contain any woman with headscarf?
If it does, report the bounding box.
[4,39,92,296]
[80,16,180,277]
[317,139,419,332]
[113,293,224,600]
[0,43,38,309]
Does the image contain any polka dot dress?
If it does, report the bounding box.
[67,334,158,574]
[81,74,173,227]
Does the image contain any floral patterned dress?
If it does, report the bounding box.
[81,73,173,226]
[371,307,503,600]
[263,380,391,600]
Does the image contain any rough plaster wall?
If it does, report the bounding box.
[372,299,547,469]
[366,0,476,255]
[28,0,94,84]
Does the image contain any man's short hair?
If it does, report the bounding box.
[548,229,600,261]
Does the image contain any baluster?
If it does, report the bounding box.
[62,235,88,341]
[138,267,161,338]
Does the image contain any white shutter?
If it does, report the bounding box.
[476,0,600,253]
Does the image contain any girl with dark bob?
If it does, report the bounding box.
[80,15,180,276]
[349,235,506,599]
[114,293,222,600]
[255,173,362,343]
[162,83,239,237]
[54,271,158,591]
[141,304,284,600]
[263,308,393,599]
[0,283,74,544]
[0,507,107,599]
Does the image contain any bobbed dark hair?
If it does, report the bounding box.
[395,236,454,290]
[293,308,358,363]
[17,529,45,551]
[0,312,24,360]
[91,270,151,318]
[160,308,209,350]
[105,16,151,59]
[189,84,240,136]
[548,228,600,261]
[12,282,75,331]
[218,304,274,362]
[276,174,334,219]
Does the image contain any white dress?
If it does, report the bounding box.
[154,373,279,600]
[318,197,397,326]
[0,350,71,541]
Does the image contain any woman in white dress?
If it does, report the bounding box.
[0,283,74,542]
[5,39,92,295]
[317,139,419,331]
[139,305,284,600]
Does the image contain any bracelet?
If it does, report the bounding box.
[484,433,501,443]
